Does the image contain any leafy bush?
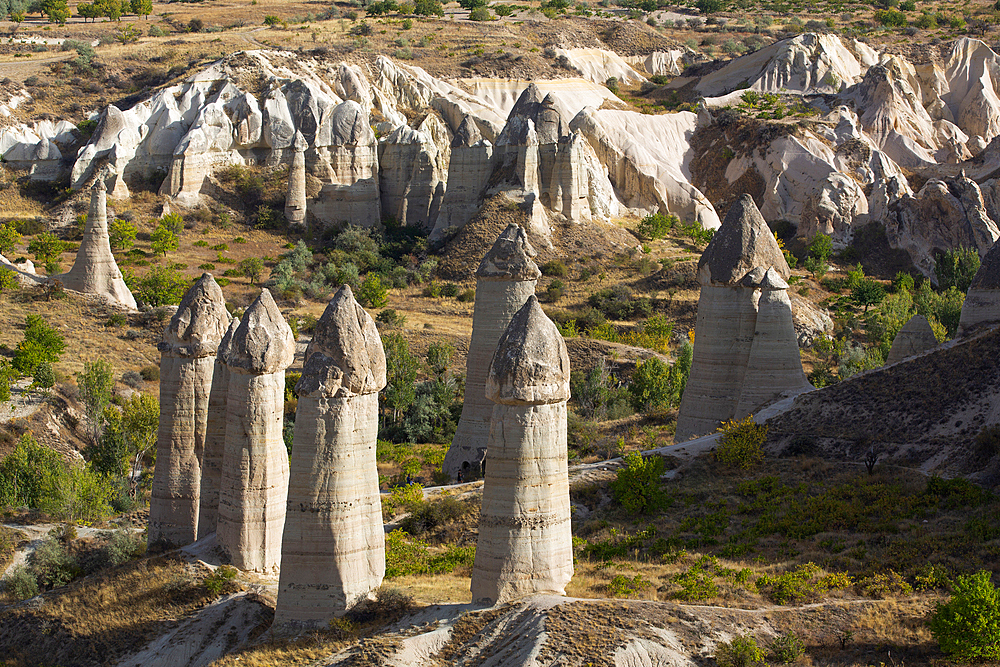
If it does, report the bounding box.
[13,314,65,375]
[715,416,767,470]
[109,219,137,251]
[628,357,677,412]
[572,358,632,420]
[636,213,677,240]
[140,365,160,381]
[607,574,651,597]
[29,537,78,589]
[540,260,568,277]
[716,635,766,667]
[610,452,666,514]
[935,246,980,293]
[150,224,178,256]
[384,529,475,578]
[104,529,143,566]
[27,232,66,265]
[0,223,22,255]
[588,285,652,320]
[135,266,188,307]
[807,233,832,261]
[768,632,805,663]
[4,564,38,600]
[929,570,1000,661]
[469,5,492,19]
[78,359,114,442]
[376,309,406,328]
[203,565,239,595]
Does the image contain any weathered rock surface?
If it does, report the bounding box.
[443,224,540,477]
[959,238,1000,333]
[431,116,494,240]
[275,285,387,626]
[886,314,939,365]
[198,316,239,540]
[284,131,307,227]
[57,181,137,310]
[471,296,573,605]
[217,289,295,572]
[676,196,802,441]
[149,274,230,548]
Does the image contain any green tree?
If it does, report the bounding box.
[715,415,767,469]
[628,357,674,412]
[120,393,158,497]
[807,233,832,261]
[0,267,18,291]
[77,1,101,20]
[413,0,444,15]
[359,273,388,308]
[426,342,454,379]
[12,314,65,375]
[382,332,419,424]
[32,362,55,392]
[610,451,666,514]
[150,224,178,256]
[0,432,66,509]
[96,0,122,20]
[135,266,188,306]
[457,0,486,7]
[0,360,19,403]
[27,232,66,265]
[636,213,677,240]
[238,257,265,284]
[851,278,886,313]
[159,211,184,233]
[929,570,1000,661]
[935,246,980,293]
[78,360,114,444]
[45,0,68,22]
[108,219,137,251]
[130,0,150,17]
[0,223,22,255]
[695,0,725,12]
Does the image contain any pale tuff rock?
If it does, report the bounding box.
[959,238,1000,332]
[552,48,647,87]
[217,289,295,572]
[378,114,450,231]
[58,181,138,310]
[0,119,75,181]
[432,116,495,240]
[149,274,230,548]
[444,224,540,477]
[471,296,572,605]
[285,131,307,227]
[311,101,382,229]
[198,316,239,540]
[789,293,834,347]
[885,173,1000,280]
[0,254,43,288]
[734,268,813,417]
[886,315,939,364]
[676,196,802,441]
[627,50,693,77]
[275,285,388,626]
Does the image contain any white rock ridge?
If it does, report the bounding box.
[149,274,230,549]
[470,296,573,605]
[443,223,540,478]
[57,180,137,310]
[217,289,295,572]
[275,285,388,627]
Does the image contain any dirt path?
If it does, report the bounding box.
[237,27,267,48]
[0,52,74,83]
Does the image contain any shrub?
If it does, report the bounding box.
[109,219,137,251]
[359,274,388,308]
[540,260,568,277]
[0,223,22,255]
[121,370,143,388]
[469,5,492,19]
[376,309,406,328]
[874,8,907,26]
[203,565,239,595]
[929,570,1000,661]
[636,213,677,240]
[32,362,55,391]
[135,266,188,307]
[104,529,143,566]
[4,564,38,600]
[78,360,114,442]
[716,635,766,667]
[628,357,674,412]
[808,233,832,260]
[140,365,160,382]
[715,415,767,469]
[29,537,78,589]
[13,314,65,375]
[610,452,667,514]
[607,574,651,597]
[0,268,17,291]
[414,0,444,14]
[935,246,980,293]
[588,285,652,320]
[27,232,66,265]
[768,632,805,663]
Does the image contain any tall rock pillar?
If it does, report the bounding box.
[59,180,138,310]
[959,238,1000,333]
[285,131,307,228]
[275,285,387,627]
[443,223,540,478]
[217,289,295,572]
[149,274,230,549]
[471,296,573,605]
[676,195,790,441]
[198,316,239,539]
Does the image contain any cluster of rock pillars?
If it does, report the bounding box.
[61,178,997,626]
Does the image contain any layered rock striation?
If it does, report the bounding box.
[443,224,540,478]
[149,274,230,548]
[275,285,387,626]
[198,316,239,539]
[676,195,808,441]
[217,289,295,572]
[58,180,138,310]
[470,296,573,605]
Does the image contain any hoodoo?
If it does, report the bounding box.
[886,314,939,364]
[148,274,230,548]
[217,289,295,572]
[443,223,540,478]
[676,195,792,441]
[275,285,387,626]
[197,316,239,539]
[58,180,138,310]
[285,131,308,227]
[470,296,573,605]
[958,238,1000,333]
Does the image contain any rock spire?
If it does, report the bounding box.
[275,286,388,627]
[59,180,137,310]
[886,314,938,364]
[149,274,230,548]
[443,223,540,477]
[285,131,307,227]
[958,238,1000,333]
[198,315,239,539]
[217,289,295,571]
[470,296,573,605]
[677,196,806,441]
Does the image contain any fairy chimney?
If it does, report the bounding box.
[285,131,308,227]
[886,314,938,364]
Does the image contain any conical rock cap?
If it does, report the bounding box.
[699,195,789,285]
[486,296,570,405]
[477,223,541,281]
[297,285,387,397]
[970,237,1000,290]
[160,273,230,357]
[223,289,295,374]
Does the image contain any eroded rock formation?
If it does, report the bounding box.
[676,195,804,441]
[149,274,230,548]
[443,223,540,478]
[275,285,387,626]
[959,238,1000,333]
[886,314,939,364]
[470,296,573,605]
[58,180,137,310]
[198,315,239,539]
[285,131,307,227]
[217,289,295,572]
